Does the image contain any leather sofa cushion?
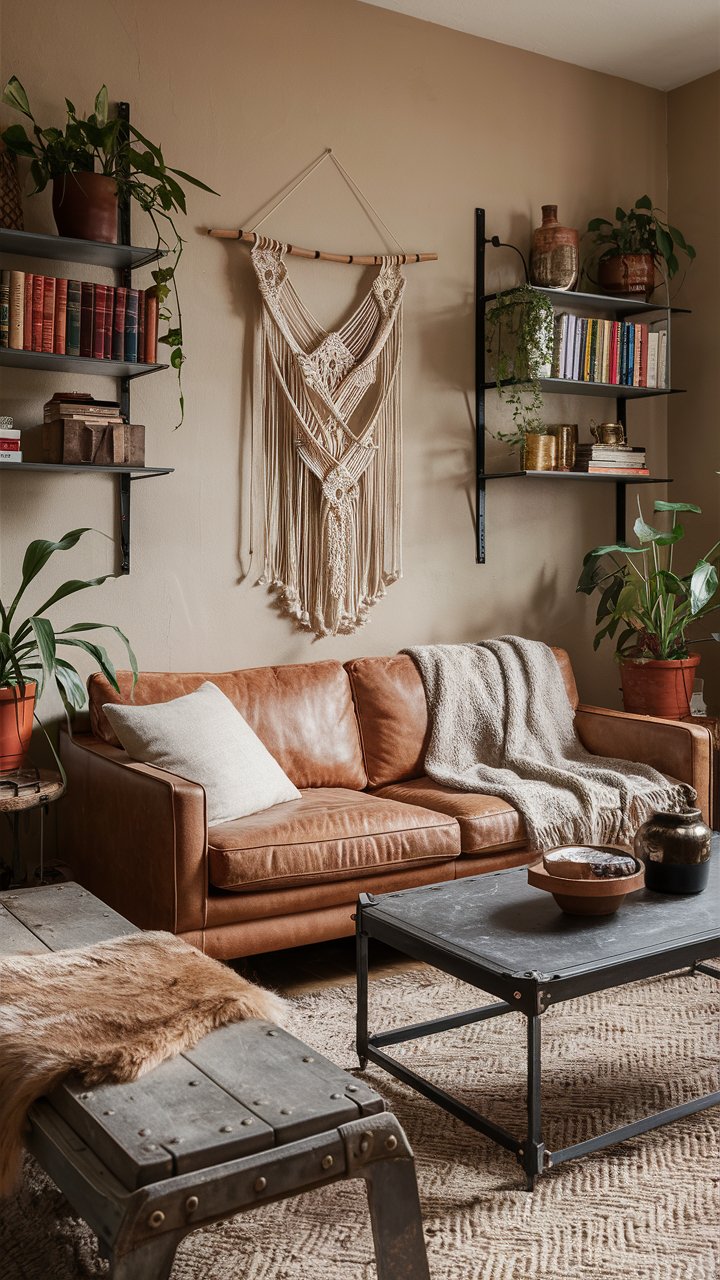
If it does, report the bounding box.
[88,661,367,790]
[346,647,579,788]
[374,778,526,854]
[207,787,461,891]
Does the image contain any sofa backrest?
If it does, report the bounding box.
[88,661,368,790]
[345,647,579,788]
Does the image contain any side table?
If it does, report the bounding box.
[0,768,65,889]
[682,714,719,830]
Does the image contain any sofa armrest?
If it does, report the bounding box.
[575,704,712,823]
[58,728,208,937]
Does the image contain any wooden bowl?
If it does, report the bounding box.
[527,854,644,916]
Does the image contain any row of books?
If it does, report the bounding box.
[575,443,649,477]
[549,314,668,389]
[0,416,23,463]
[0,271,159,364]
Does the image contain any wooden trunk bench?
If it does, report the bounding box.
[0,883,430,1280]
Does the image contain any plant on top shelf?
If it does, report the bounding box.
[0,528,137,773]
[1,77,218,425]
[485,284,555,458]
[577,498,719,719]
[585,195,696,299]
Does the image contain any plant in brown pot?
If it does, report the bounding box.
[577,499,719,719]
[0,77,217,423]
[0,529,137,773]
[585,196,696,298]
[485,284,557,468]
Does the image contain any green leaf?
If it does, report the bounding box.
[690,561,718,615]
[58,622,138,689]
[30,574,113,622]
[686,244,696,260]
[654,500,701,514]
[94,85,109,127]
[655,226,673,262]
[635,195,653,210]
[166,166,219,195]
[1,123,36,156]
[64,97,77,116]
[58,637,119,691]
[170,348,184,369]
[587,217,612,231]
[633,515,684,546]
[54,659,87,712]
[28,616,56,701]
[667,225,688,251]
[667,252,679,277]
[2,76,32,117]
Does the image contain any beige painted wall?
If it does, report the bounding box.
[0,0,674,723]
[668,71,720,714]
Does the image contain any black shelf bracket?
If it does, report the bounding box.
[475,208,486,563]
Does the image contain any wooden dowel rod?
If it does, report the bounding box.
[207,228,437,265]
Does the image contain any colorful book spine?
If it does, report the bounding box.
[0,450,23,463]
[137,290,145,365]
[124,288,139,362]
[53,277,68,355]
[112,287,127,360]
[0,438,21,450]
[93,284,109,360]
[144,289,158,364]
[23,273,33,351]
[41,276,56,353]
[31,274,44,351]
[8,270,24,350]
[0,270,9,348]
[66,280,82,356]
[104,286,114,359]
[79,283,95,358]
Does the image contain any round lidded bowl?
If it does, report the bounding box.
[528,845,644,916]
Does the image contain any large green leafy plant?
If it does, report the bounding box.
[1,77,217,424]
[577,500,719,659]
[485,285,555,451]
[0,529,137,715]
[586,195,696,282]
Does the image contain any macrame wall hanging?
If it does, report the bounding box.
[209,150,437,637]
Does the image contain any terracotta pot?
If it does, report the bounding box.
[52,172,118,243]
[523,433,557,471]
[634,809,712,895]
[598,253,655,298]
[529,205,579,290]
[619,654,700,719]
[0,683,37,774]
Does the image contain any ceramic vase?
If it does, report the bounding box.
[529,205,579,290]
[634,809,712,894]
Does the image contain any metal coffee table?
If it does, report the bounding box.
[356,846,720,1189]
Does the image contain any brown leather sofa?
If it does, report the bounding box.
[58,648,712,959]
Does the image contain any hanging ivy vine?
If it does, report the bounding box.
[485,285,555,452]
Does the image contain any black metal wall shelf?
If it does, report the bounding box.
[474,208,686,564]
[0,227,166,270]
[0,103,172,574]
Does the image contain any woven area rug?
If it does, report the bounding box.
[1,964,718,1279]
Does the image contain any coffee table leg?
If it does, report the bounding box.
[356,923,369,1070]
[522,1012,544,1190]
[110,1232,182,1280]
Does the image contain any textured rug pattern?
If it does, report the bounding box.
[1,965,718,1279]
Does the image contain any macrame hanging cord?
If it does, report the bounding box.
[249,153,407,637]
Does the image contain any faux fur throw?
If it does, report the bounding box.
[0,931,287,1196]
[405,636,694,852]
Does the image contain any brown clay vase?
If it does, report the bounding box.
[0,683,36,773]
[619,654,700,719]
[598,253,655,298]
[634,809,712,894]
[529,205,579,290]
[52,172,118,243]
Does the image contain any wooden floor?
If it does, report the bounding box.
[237,936,424,996]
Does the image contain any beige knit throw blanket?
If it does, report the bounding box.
[405,636,694,852]
[0,931,286,1195]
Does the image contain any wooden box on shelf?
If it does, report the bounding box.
[40,419,145,466]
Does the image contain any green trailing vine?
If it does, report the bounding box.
[485,285,554,452]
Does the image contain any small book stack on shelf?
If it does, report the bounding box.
[31,393,146,466]
[0,269,159,364]
[575,443,649,476]
[552,314,668,388]
[0,415,22,463]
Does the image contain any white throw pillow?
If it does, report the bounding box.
[102,681,301,825]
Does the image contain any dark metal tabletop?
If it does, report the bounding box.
[359,841,720,995]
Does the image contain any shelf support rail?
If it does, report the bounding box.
[475,209,486,564]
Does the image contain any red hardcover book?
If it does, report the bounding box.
[104,286,114,359]
[41,276,56,353]
[53,277,68,355]
[144,289,158,364]
[79,283,94,357]
[0,438,21,450]
[112,287,127,360]
[93,284,109,360]
[23,273,33,351]
[137,291,145,365]
[31,275,44,352]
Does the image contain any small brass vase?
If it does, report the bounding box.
[523,433,557,471]
[634,809,712,894]
[547,424,578,471]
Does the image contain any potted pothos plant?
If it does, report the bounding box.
[0,77,218,424]
[485,284,556,468]
[0,528,137,772]
[577,499,719,719]
[585,195,696,299]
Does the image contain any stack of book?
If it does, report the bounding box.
[0,415,22,464]
[575,443,649,476]
[39,394,145,466]
[0,270,159,364]
[551,314,668,388]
